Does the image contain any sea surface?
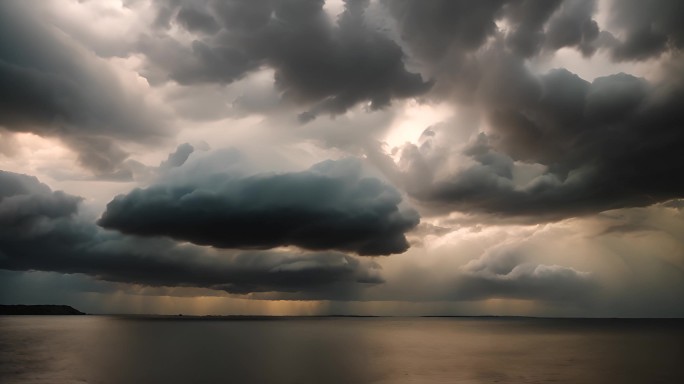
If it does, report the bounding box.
[1,316,682,384]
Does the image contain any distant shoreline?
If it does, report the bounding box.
[1,306,683,320]
[0,305,85,315]
[81,314,684,322]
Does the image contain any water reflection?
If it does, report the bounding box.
[1,316,682,383]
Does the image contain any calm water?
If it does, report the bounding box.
[1,316,682,384]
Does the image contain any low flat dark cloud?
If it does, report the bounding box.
[99,158,419,255]
[0,1,167,178]
[140,0,431,120]
[0,170,382,295]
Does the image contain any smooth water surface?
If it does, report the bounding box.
[1,316,682,383]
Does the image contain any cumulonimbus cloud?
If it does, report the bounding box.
[139,0,431,121]
[0,170,383,295]
[99,157,420,255]
[386,49,684,221]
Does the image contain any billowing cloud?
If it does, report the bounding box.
[376,0,684,221]
[503,0,565,57]
[383,0,600,70]
[0,1,167,178]
[604,0,684,61]
[383,0,508,60]
[0,170,382,295]
[454,247,594,301]
[138,0,431,120]
[543,0,599,55]
[385,52,684,221]
[99,157,419,255]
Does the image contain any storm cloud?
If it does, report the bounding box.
[388,50,684,221]
[2,0,684,316]
[0,1,167,178]
[604,0,684,61]
[0,170,382,295]
[383,0,600,67]
[99,157,419,255]
[139,0,431,120]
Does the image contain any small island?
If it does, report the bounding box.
[0,305,85,315]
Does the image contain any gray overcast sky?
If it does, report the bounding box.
[1,0,683,316]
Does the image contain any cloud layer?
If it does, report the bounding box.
[390,57,684,221]
[0,1,167,179]
[141,0,431,120]
[1,0,684,316]
[0,170,382,295]
[100,157,419,255]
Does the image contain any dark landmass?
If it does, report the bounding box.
[0,305,85,315]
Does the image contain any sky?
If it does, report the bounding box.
[1,0,683,317]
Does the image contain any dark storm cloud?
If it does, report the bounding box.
[99,158,419,255]
[175,5,221,34]
[543,0,599,55]
[0,1,167,177]
[604,0,684,61]
[139,0,431,120]
[503,0,564,57]
[383,0,600,60]
[0,172,82,223]
[0,170,382,295]
[134,0,684,220]
[379,0,603,104]
[383,0,508,60]
[386,48,684,221]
